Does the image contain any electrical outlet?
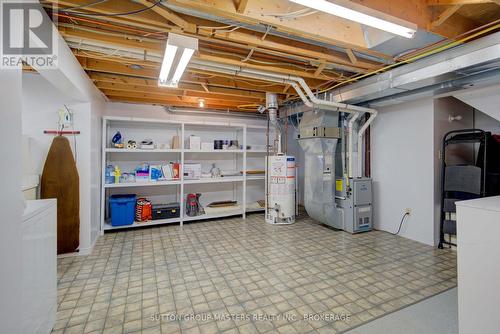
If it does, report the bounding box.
[405,208,412,215]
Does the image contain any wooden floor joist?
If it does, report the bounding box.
[42,0,500,111]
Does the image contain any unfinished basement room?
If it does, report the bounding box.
[2,0,500,333]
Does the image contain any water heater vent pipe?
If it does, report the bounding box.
[266,92,281,154]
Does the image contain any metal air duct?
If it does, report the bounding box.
[331,31,500,106]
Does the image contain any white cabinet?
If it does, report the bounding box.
[101,117,270,231]
[456,196,500,334]
[22,199,57,334]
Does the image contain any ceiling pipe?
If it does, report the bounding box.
[63,35,376,178]
[191,59,378,178]
[165,106,266,119]
[347,113,360,179]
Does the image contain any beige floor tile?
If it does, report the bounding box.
[54,214,456,334]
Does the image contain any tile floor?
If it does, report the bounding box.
[54,213,457,334]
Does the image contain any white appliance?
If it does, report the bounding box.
[265,155,296,224]
[22,199,57,334]
[457,196,500,334]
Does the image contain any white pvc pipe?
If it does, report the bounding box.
[233,69,378,179]
[347,113,360,178]
[191,60,378,178]
[234,66,376,114]
[357,111,377,178]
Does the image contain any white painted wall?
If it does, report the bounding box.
[370,94,500,246]
[21,73,98,253]
[27,7,106,254]
[371,99,436,245]
[475,109,500,134]
[454,84,500,123]
[21,73,80,172]
[0,68,24,334]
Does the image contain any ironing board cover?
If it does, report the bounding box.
[41,136,80,254]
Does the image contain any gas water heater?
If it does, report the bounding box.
[264,93,296,225]
[265,155,296,225]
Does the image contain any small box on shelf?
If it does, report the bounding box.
[184,163,201,179]
[171,135,180,149]
[187,135,201,150]
[152,203,180,220]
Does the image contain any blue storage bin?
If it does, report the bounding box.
[109,194,136,226]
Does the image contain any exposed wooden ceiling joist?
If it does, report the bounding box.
[43,0,500,111]
[101,88,255,106]
[105,93,258,110]
[163,0,370,50]
[57,18,376,75]
[235,0,250,13]
[94,82,264,103]
[79,56,287,94]
[89,72,268,99]
[134,0,196,33]
[427,0,497,4]
[429,5,463,28]
[61,24,334,86]
[346,0,478,38]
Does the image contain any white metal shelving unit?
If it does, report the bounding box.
[100,116,268,232]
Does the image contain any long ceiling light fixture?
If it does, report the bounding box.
[289,0,417,38]
[158,33,198,87]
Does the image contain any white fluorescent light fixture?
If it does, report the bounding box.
[289,0,416,38]
[158,33,198,87]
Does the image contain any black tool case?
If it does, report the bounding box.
[152,203,180,220]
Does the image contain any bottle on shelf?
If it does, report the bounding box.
[114,166,121,184]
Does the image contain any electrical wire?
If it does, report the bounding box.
[57,22,162,44]
[198,24,235,30]
[284,22,500,103]
[198,47,318,71]
[396,19,500,62]
[214,26,240,33]
[242,48,255,62]
[261,25,272,41]
[320,22,500,93]
[261,8,317,19]
[53,13,168,38]
[390,212,409,235]
[237,104,261,111]
[231,78,281,87]
[59,0,162,17]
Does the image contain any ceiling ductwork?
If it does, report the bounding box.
[331,31,500,107]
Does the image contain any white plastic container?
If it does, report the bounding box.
[187,135,201,150]
[184,163,202,179]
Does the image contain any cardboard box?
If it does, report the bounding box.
[187,135,201,150]
[184,163,201,179]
